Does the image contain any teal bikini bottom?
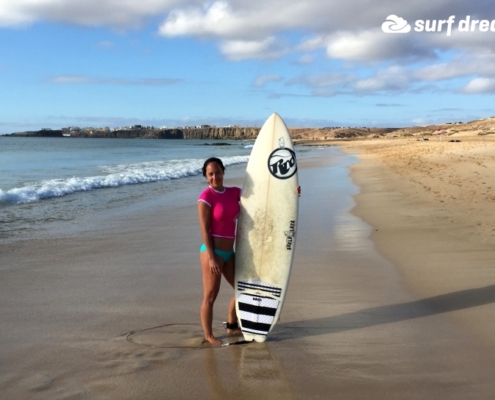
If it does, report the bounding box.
[200,244,234,262]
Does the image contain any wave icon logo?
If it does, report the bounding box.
[382,15,411,33]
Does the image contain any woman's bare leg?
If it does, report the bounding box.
[200,252,223,346]
[222,254,241,335]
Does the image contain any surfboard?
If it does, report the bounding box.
[235,113,299,343]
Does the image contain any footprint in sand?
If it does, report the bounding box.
[23,373,54,392]
[124,322,240,349]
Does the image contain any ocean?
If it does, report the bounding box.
[0,137,318,244]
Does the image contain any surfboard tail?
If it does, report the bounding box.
[236,280,282,341]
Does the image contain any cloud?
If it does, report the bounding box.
[297,35,328,52]
[353,66,414,93]
[2,0,495,82]
[292,54,315,65]
[253,74,282,88]
[47,75,183,85]
[159,2,239,38]
[0,0,180,29]
[381,15,411,33]
[158,1,286,40]
[2,1,495,35]
[283,65,439,96]
[325,29,436,62]
[415,58,495,81]
[286,73,355,88]
[429,28,495,52]
[48,75,95,84]
[220,37,290,61]
[97,40,115,48]
[462,78,495,94]
[154,0,495,67]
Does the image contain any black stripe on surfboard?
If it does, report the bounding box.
[238,302,277,317]
[241,319,272,334]
[237,281,282,293]
[237,282,282,297]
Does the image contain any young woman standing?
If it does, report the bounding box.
[198,157,240,346]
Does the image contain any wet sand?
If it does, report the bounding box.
[1,146,495,399]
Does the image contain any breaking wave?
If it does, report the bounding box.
[0,155,249,204]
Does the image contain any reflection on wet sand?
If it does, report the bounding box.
[204,343,294,400]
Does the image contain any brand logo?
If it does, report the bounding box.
[382,15,411,33]
[267,137,297,180]
[285,220,296,250]
[382,14,495,36]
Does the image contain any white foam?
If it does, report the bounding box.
[0,156,249,204]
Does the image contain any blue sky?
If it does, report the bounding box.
[1,0,495,134]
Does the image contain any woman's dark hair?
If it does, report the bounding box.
[202,157,225,177]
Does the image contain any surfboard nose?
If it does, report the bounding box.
[267,112,282,123]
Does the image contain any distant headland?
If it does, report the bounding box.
[5,125,260,140]
[4,117,495,141]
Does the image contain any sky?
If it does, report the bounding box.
[1,0,495,134]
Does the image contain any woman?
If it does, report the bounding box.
[198,157,240,346]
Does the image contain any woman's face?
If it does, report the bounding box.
[205,162,224,190]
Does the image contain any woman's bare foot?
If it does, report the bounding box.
[203,336,222,346]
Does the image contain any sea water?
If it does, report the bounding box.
[0,137,254,244]
[0,137,318,244]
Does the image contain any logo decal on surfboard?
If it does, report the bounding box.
[285,220,296,250]
[267,137,297,179]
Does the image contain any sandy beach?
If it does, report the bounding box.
[340,137,495,350]
[2,143,495,399]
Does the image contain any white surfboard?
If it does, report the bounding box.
[235,113,299,343]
